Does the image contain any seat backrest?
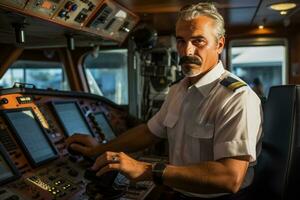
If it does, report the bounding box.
[252,85,300,199]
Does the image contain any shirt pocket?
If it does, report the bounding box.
[186,122,214,139]
[184,122,214,163]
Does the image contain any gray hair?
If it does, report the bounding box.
[177,3,225,40]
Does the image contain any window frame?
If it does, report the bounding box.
[82,49,129,105]
[0,60,69,90]
[228,37,289,84]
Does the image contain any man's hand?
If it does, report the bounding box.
[65,134,100,157]
[91,151,152,182]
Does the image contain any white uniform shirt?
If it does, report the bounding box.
[147,61,263,197]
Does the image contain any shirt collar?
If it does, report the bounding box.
[191,61,225,97]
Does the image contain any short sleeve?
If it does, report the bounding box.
[147,86,176,138]
[147,102,168,138]
[214,89,262,162]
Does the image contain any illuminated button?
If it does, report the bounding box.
[62,184,71,190]
[0,98,8,105]
[71,4,78,11]
[58,10,67,18]
[55,180,61,185]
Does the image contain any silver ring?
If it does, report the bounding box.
[112,155,119,162]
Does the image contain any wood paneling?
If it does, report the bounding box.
[0,44,23,77]
[289,30,300,84]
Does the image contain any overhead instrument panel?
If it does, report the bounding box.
[53,0,100,27]
[24,0,65,18]
[0,0,28,9]
[87,0,139,43]
[0,0,139,43]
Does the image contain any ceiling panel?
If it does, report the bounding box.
[227,7,257,26]
[0,8,106,47]
[117,0,261,34]
[115,0,260,13]
[2,0,300,46]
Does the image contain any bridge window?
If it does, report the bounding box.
[0,61,69,90]
[84,49,128,105]
[229,39,287,97]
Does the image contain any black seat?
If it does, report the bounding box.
[249,85,300,199]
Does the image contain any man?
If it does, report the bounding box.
[66,3,262,199]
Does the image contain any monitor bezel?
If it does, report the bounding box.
[0,144,20,185]
[93,112,116,141]
[51,101,95,137]
[1,108,58,167]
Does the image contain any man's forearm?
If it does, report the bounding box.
[162,158,249,194]
[96,123,161,154]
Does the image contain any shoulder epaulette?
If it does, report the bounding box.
[220,76,247,91]
[169,77,183,87]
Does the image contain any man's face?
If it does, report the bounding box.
[176,16,225,78]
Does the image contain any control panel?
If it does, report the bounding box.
[87,0,139,43]
[24,0,65,18]
[0,0,139,43]
[0,88,154,200]
[53,0,99,27]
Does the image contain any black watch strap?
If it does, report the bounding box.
[152,162,166,185]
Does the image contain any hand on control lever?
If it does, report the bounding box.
[66,133,101,157]
[84,168,118,187]
[67,144,98,166]
[91,151,153,182]
[84,168,124,200]
[67,143,82,156]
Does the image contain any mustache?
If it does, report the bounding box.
[179,56,202,65]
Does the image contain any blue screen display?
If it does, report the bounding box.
[53,102,92,137]
[94,113,116,141]
[6,110,56,164]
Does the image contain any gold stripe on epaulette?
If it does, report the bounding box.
[227,82,246,91]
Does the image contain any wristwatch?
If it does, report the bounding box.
[152,162,167,185]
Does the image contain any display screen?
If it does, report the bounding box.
[52,102,93,137]
[5,109,57,165]
[0,154,14,183]
[94,113,116,141]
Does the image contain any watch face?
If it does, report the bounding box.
[153,162,166,172]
